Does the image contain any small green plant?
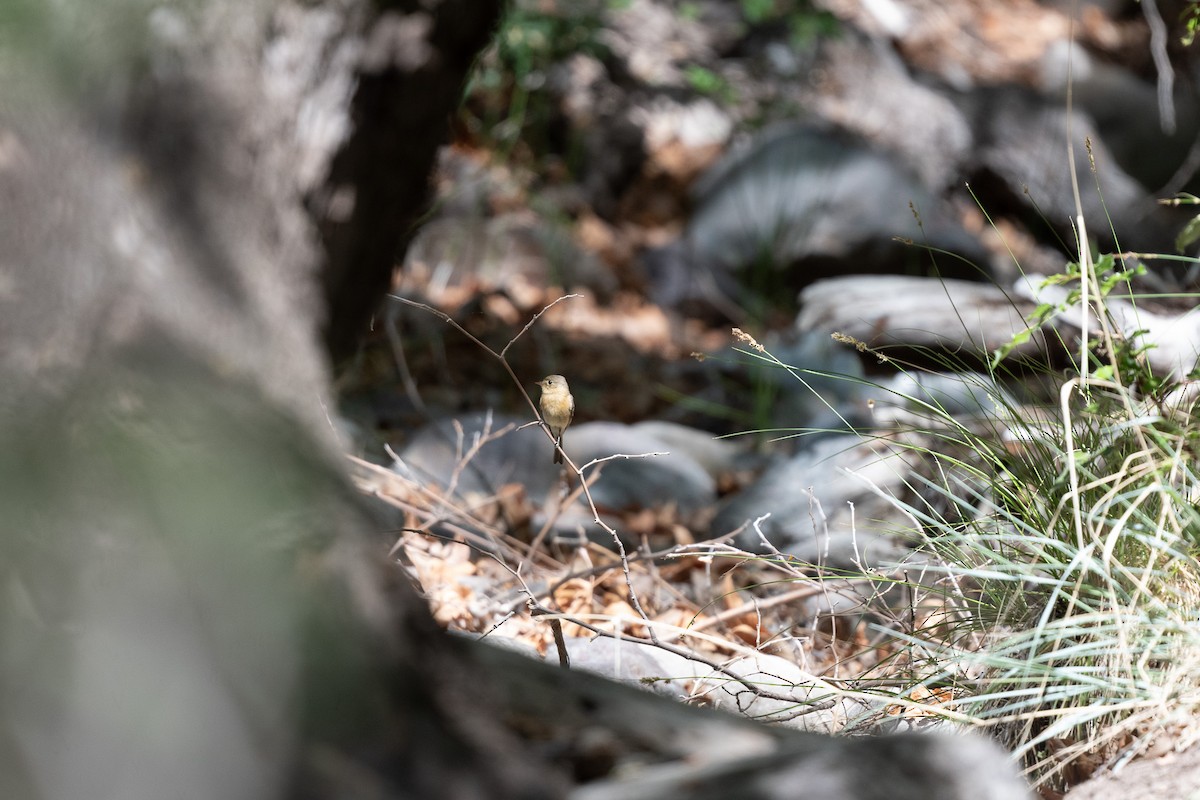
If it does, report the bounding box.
[872,253,1200,790]
[731,226,1200,792]
[1183,5,1200,46]
[461,0,611,161]
[1170,193,1200,252]
[734,0,839,48]
[740,0,777,24]
[684,64,735,104]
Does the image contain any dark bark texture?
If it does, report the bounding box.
[0,2,549,799]
[316,0,506,361]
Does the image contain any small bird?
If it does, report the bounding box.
[535,374,574,465]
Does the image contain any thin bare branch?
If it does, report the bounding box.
[532,607,840,714]
[385,312,428,415]
[386,292,702,679]
[388,293,560,440]
[579,451,670,469]
[500,293,582,359]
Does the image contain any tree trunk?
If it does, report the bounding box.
[0,2,552,798]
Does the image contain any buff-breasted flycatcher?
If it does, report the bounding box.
[536,374,574,464]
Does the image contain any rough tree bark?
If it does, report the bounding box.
[0,2,549,798]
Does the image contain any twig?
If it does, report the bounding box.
[348,454,558,567]
[674,584,835,640]
[579,451,671,469]
[389,292,579,425]
[478,611,516,640]
[500,293,580,359]
[389,293,667,633]
[535,607,840,714]
[531,537,738,614]
[529,606,572,669]
[444,411,515,499]
[385,312,428,415]
[519,462,603,573]
[388,293,831,705]
[1140,0,1176,134]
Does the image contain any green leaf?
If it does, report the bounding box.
[740,0,775,24]
[1176,215,1200,254]
[991,327,1035,368]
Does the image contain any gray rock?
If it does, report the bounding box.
[710,434,918,568]
[404,212,618,300]
[684,122,991,299]
[398,412,560,499]
[563,635,693,702]
[628,420,742,477]
[797,275,1042,361]
[1040,39,1200,192]
[400,417,720,548]
[564,421,717,516]
[1015,272,1200,383]
[562,635,873,733]
[575,730,1031,800]
[479,631,1033,800]
[1063,744,1200,800]
[880,371,1018,422]
[807,34,974,191]
[736,328,870,434]
[961,85,1186,256]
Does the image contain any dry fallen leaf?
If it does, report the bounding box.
[601,599,647,638]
